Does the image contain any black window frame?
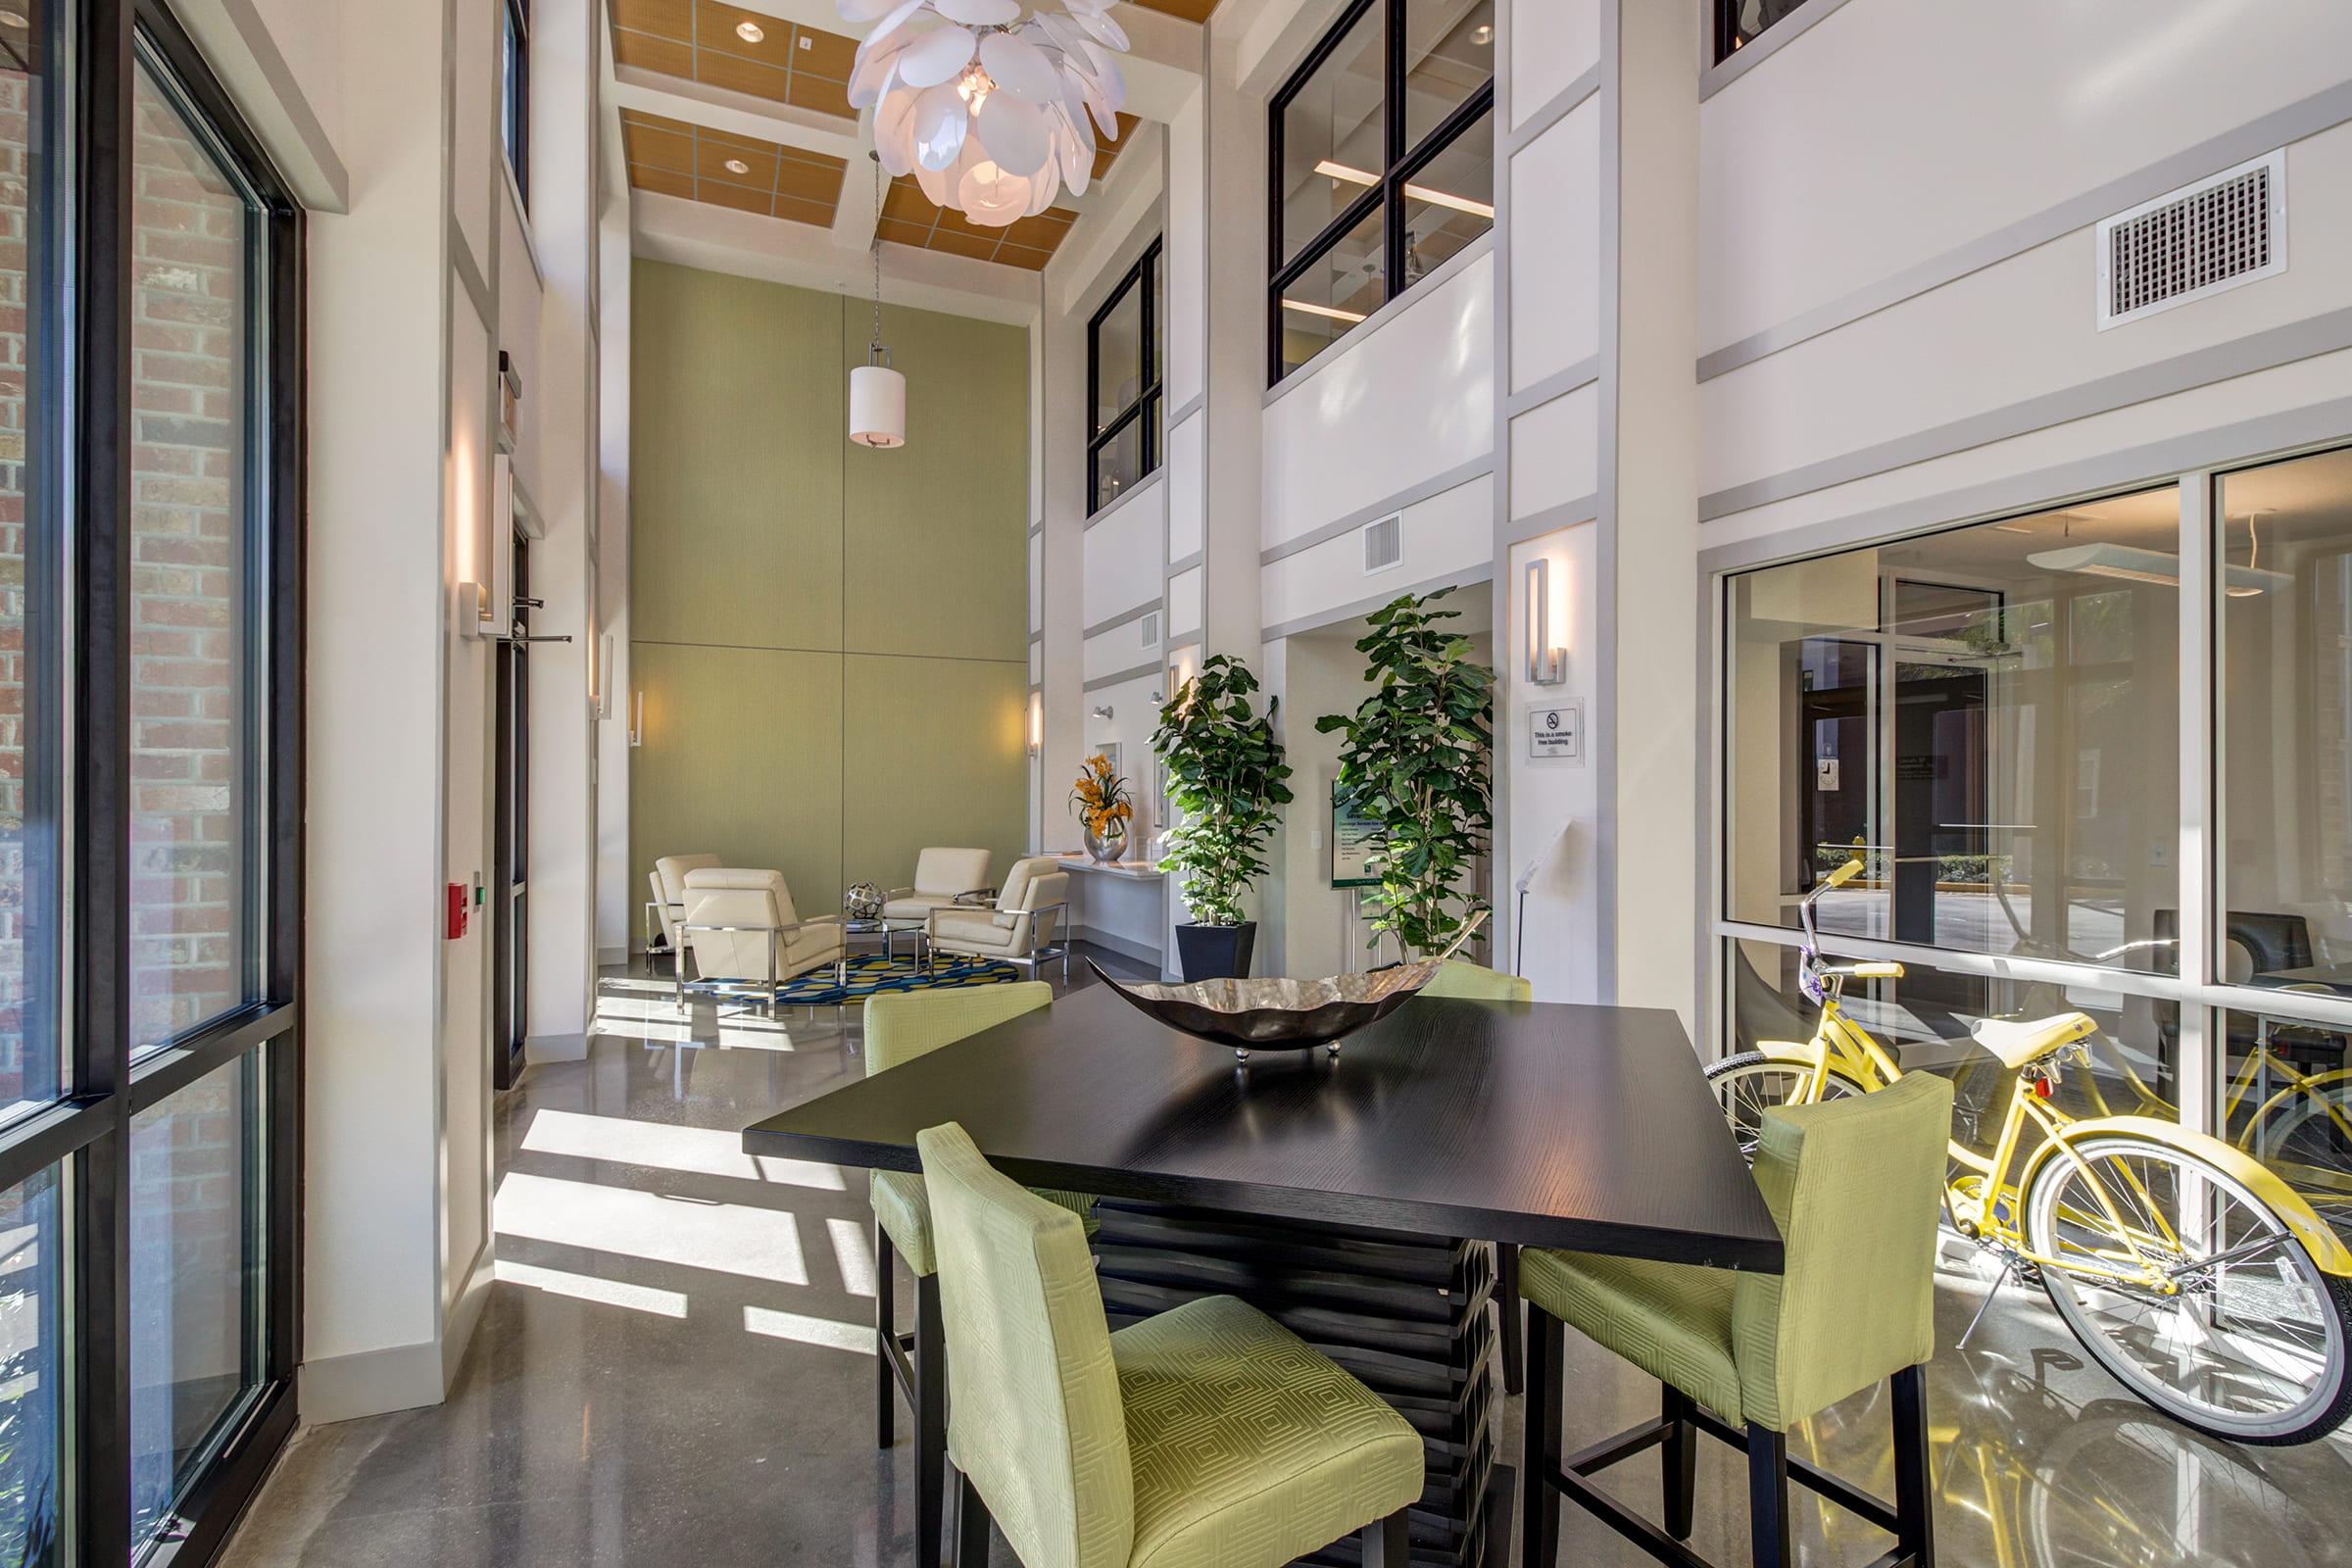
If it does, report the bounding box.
[1085,235,1161,515]
[1266,0,1494,386]
[502,0,530,208]
[5,3,309,1565]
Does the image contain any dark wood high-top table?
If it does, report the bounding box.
[744,985,1781,1567]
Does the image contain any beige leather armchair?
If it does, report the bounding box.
[646,853,720,964]
[676,867,847,1010]
[880,847,993,921]
[927,856,1070,983]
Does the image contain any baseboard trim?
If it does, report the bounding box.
[443,1242,496,1393]
[596,944,627,967]
[1076,925,1161,966]
[525,1032,588,1063]
[298,1337,445,1425]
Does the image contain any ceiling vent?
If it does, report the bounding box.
[1362,514,1401,573]
[1140,610,1158,648]
[2097,150,2284,329]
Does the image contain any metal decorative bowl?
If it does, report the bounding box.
[843,881,883,921]
[1086,912,1486,1062]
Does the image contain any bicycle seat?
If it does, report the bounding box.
[1969,1012,2098,1069]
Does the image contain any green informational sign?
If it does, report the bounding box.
[1331,783,1384,889]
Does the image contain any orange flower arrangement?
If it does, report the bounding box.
[1068,753,1134,837]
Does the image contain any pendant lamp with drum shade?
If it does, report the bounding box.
[838,0,1128,227]
[850,163,906,449]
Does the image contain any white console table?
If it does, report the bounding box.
[1054,855,1167,975]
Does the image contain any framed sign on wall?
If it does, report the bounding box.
[1332,782,1383,889]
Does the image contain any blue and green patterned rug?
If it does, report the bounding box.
[758,952,1020,1005]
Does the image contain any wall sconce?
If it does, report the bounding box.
[1524,559,1566,685]
[1027,692,1043,758]
[627,690,645,748]
[1090,704,1114,720]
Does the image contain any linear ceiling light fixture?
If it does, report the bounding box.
[1281,298,1368,324]
[842,0,1128,226]
[1311,159,1494,220]
[2026,541,2288,598]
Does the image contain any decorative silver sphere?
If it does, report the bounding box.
[844,882,883,920]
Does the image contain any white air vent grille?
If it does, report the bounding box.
[2097,150,2283,329]
[1362,514,1401,573]
[1140,611,1158,647]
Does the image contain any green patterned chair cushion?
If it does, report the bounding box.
[1113,1294,1423,1568]
[1518,1249,1744,1423]
[1420,961,1533,1003]
[1520,1070,1952,1434]
[920,1123,1136,1568]
[873,1167,1099,1278]
[863,982,1097,1275]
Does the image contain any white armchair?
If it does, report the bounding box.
[927,856,1070,983]
[676,867,847,1010]
[646,853,720,964]
[879,847,994,921]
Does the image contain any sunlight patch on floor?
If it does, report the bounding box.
[494,1170,809,1285]
[743,1304,875,1355]
[494,1258,690,1318]
[827,1215,877,1298]
[519,1108,847,1190]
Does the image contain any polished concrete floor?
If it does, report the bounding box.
[220,952,2352,1568]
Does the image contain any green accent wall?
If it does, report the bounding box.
[630,260,1029,934]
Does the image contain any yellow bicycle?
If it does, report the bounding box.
[1710,858,2352,1445]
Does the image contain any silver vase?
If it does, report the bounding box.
[1083,824,1128,862]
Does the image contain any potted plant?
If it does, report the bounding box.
[1069,753,1135,861]
[1152,654,1294,980]
[1315,588,1495,957]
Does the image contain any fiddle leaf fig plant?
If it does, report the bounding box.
[1151,655,1295,926]
[1314,587,1495,956]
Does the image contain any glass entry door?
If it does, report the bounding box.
[493,533,529,1090]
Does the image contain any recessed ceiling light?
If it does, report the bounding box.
[735,19,765,43]
[1470,23,1494,44]
[724,157,752,175]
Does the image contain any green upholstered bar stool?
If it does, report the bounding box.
[915,1121,1424,1568]
[867,985,1100,1568]
[1422,958,1537,1397]
[1518,1071,1951,1568]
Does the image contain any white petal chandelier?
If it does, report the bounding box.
[839,0,1129,226]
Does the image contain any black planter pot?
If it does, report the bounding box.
[1175,921,1257,983]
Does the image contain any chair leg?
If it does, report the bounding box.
[1661,1387,1696,1542]
[1746,1424,1792,1568]
[1360,1506,1410,1567]
[954,1470,991,1567]
[1891,1364,1936,1567]
[915,1272,947,1568]
[1520,1305,1562,1568]
[874,1221,896,1449]
[1497,1243,1524,1396]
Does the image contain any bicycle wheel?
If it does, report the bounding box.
[1704,1053,1868,1160]
[2021,1133,2352,1445]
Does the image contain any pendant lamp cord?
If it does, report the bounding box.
[867,160,887,367]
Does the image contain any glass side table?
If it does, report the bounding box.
[843,916,929,967]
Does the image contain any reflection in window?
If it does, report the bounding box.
[2218,446,2352,987]
[1268,0,1494,384]
[1716,0,1816,63]
[128,51,262,1053]
[2222,1002,2352,1232]
[130,1053,263,1544]
[1086,237,1160,514]
[1725,488,2182,988]
[0,1165,61,1565]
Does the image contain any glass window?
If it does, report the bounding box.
[1268,0,1494,384]
[1085,237,1160,515]
[2219,1000,2352,1227]
[0,1164,62,1567]
[0,0,66,1125]
[1726,487,2182,969]
[1717,0,1816,64]
[2218,447,2352,985]
[128,50,264,1054]
[130,1053,263,1544]
[503,0,530,204]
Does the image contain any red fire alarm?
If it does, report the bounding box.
[446,882,469,940]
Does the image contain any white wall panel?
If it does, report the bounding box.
[1029,531,1044,632]
[1508,103,1600,393]
[1261,472,1492,631]
[1167,411,1204,561]
[1698,0,2352,353]
[1510,0,1600,128]
[1701,122,2352,498]
[1030,639,1042,684]
[1085,614,1165,683]
[1081,475,1166,621]
[1166,564,1202,637]
[1167,91,1206,409]
[1262,250,1494,548]
[1507,382,1598,518]
[1079,671,1166,840]
[497,184,542,496]
[451,0,497,275]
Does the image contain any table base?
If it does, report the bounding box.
[1091,1200,1499,1568]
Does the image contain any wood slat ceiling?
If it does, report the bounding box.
[1126,0,1219,19]
[621,108,850,224]
[611,0,858,118]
